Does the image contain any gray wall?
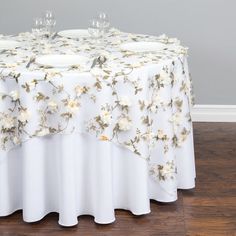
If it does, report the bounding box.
[0,0,235,105]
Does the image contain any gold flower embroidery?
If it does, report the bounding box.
[99,135,109,141]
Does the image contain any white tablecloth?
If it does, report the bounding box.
[0,30,195,226]
[0,132,195,226]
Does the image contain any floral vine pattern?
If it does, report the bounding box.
[0,29,194,182]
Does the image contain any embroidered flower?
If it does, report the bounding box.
[158,34,168,43]
[66,99,79,112]
[179,128,190,143]
[45,72,61,82]
[169,112,182,127]
[100,110,112,125]
[157,129,165,139]
[48,100,58,113]
[74,85,84,97]
[168,38,180,45]
[13,136,21,145]
[153,94,162,105]
[149,161,176,181]
[37,127,50,136]
[9,90,19,101]
[159,71,172,85]
[119,96,132,107]
[99,135,109,141]
[1,114,15,130]
[18,109,31,123]
[118,117,132,131]
[158,34,168,40]
[169,45,188,54]
[161,164,173,176]
[143,131,155,141]
[28,80,37,90]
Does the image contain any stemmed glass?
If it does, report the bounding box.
[44,10,56,38]
[32,18,45,38]
[97,12,110,34]
[88,13,110,46]
[31,18,45,52]
[88,19,103,44]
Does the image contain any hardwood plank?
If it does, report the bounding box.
[184,123,236,236]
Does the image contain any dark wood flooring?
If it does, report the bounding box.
[0,123,235,236]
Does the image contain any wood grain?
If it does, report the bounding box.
[0,123,235,236]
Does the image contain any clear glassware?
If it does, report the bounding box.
[32,18,45,38]
[44,10,56,37]
[88,19,103,43]
[31,18,45,53]
[98,12,108,21]
[97,12,110,34]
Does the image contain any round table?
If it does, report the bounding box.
[0,29,196,226]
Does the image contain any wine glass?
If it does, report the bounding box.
[88,19,102,43]
[32,18,45,38]
[31,18,45,53]
[44,10,56,37]
[98,12,107,21]
[97,12,110,34]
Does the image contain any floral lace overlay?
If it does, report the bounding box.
[0,30,194,184]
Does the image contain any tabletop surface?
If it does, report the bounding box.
[0,29,188,75]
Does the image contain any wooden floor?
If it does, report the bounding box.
[0,123,235,236]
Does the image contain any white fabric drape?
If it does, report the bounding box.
[0,31,196,226]
[0,132,195,226]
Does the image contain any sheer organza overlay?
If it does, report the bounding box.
[0,30,195,226]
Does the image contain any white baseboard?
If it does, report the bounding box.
[192,105,236,122]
